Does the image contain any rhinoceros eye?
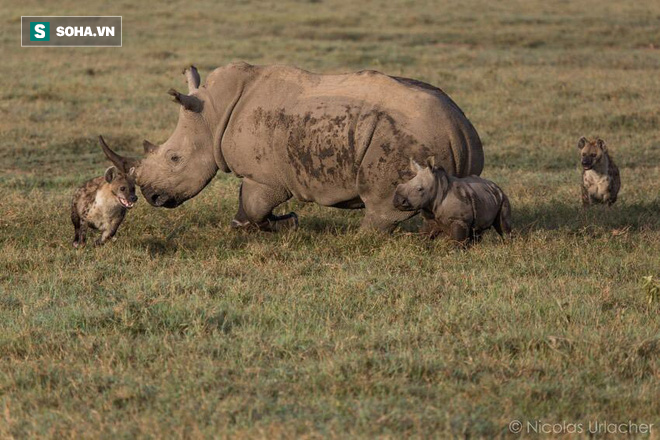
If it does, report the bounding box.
[171,155,181,163]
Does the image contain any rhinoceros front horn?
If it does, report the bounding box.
[98,135,138,174]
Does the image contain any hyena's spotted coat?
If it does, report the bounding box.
[71,166,137,247]
[578,137,621,206]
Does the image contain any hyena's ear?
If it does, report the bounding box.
[104,166,118,183]
[426,156,436,169]
[410,158,423,173]
[596,139,607,152]
[577,136,588,149]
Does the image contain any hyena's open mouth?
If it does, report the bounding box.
[117,196,134,209]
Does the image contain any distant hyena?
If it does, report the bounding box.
[71,167,137,247]
[393,157,511,246]
[578,137,621,206]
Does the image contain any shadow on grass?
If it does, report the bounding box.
[301,215,360,235]
[515,198,660,233]
[139,238,180,257]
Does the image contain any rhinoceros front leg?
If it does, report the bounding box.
[231,179,298,232]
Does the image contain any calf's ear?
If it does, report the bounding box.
[105,166,118,183]
[596,139,607,152]
[577,136,588,149]
[143,140,158,154]
[410,158,423,173]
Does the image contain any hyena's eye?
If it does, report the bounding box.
[120,186,126,191]
[591,153,596,157]
[417,186,423,192]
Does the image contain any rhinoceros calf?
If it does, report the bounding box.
[101,62,484,232]
[393,158,511,245]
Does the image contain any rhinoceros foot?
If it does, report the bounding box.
[231,212,298,232]
[263,212,298,232]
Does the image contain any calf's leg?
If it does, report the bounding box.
[449,221,471,247]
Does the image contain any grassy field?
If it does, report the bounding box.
[2,0,660,437]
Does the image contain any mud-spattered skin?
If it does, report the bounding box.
[393,160,511,246]
[71,167,137,247]
[578,137,621,207]
[103,62,485,232]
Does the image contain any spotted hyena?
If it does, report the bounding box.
[71,166,137,247]
[578,137,621,206]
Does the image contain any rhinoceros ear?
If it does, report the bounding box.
[143,140,158,154]
[410,158,423,173]
[168,88,203,113]
[426,156,436,169]
[183,65,200,93]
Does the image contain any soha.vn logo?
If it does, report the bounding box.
[30,22,50,41]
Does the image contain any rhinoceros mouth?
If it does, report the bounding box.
[144,191,180,208]
[161,198,179,208]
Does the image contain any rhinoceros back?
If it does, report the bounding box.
[218,64,484,207]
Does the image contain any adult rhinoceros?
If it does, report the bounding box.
[101,62,484,232]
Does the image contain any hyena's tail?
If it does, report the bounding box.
[494,193,512,238]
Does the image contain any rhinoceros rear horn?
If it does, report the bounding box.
[98,135,137,174]
[183,65,200,93]
[168,88,203,113]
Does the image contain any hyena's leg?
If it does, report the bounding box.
[72,212,88,248]
[95,216,124,246]
[233,179,297,232]
[77,222,88,247]
[581,185,591,207]
[71,208,83,248]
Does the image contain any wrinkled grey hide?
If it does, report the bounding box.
[102,62,484,232]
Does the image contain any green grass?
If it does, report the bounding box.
[2,0,660,437]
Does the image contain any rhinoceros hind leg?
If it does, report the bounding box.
[232,179,295,232]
